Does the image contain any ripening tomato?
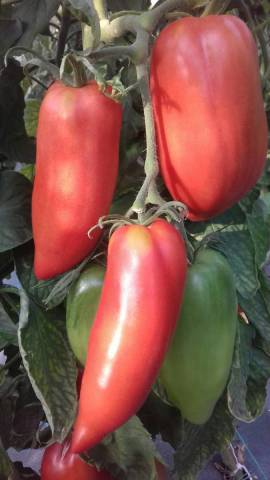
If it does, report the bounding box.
[71,219,187,453]
[41,441,112,479]
[161,248,237,424]
[32,81,122,279]
[150,15,268,221]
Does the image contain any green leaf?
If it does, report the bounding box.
[20,164,35,183]
[0,171,32,253]
[88,416,158,480]
[15,242,90,310]
[0,301,18,349]
[210,227,259,299]
[174,396,235,480]
[227,322,254,421]
[24,99,40,138]
[246,194,270,268]
[18,291,77,441]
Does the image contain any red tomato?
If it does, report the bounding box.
[71,219,187,453]
[41,441,112,479]
[150,15,268,221]
[32,81,122,279]
[155,461,169,479]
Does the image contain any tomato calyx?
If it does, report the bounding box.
[88,200,188,241]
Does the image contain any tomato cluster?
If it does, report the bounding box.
[37,14,267,480]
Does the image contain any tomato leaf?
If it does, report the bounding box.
[0,301,18,349]
[239,290,270,345]
[0,171,32,253]
[87,416,158,480]
[246,194,270,269]
[227,322,254,421]
[24,99,40,138]
[18,291,77,441]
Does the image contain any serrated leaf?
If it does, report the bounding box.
[239,290,270,344]
[227,322,255,421]
[24,99,40,138]
[88,416,158,480]
[0,301,18,349]
[0,171,32,253]
[210,227,259,299]
[174,396,234,480]
[18,291,77,441]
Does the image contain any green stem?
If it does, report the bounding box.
[130,63,164,216]
[201,0,230,16]
[140,0,193,31]
[93,0,107,20]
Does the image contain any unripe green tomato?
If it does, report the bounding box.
[161,248,238,424]
[66,264,105,365]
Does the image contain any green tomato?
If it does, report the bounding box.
[66,264,105,366]
[161,248,237,424]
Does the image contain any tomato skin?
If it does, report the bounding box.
[71,219,187,453]
[66,265,105,365]
[32,81,122,280]
[150,15,268,221]
[41,441,112,479]
[161,248,237,424]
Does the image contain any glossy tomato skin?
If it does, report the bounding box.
[71,219,187,453]
[150,15,268,221]
[32,81,122,279]
[161,248,237,424]
[41,442,112,479]
[66,264,105,365]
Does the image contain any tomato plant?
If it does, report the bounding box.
[1,1,270,480]
[32,81,122,279]
[150,15,268,221]
[41,441,112,479]
[71,219,187,453]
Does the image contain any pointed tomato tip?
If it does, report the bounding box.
[70,424,105,454]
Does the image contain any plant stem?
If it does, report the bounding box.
[56,7,71,66]
[140,0,193,31]
[93,0,107,20]
[130,63,164,216]
[201,0,226,16]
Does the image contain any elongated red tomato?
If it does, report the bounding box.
[150,15,268,221]
[32,81,122,279]
[71,219,187,453]
[41,441,112,479]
